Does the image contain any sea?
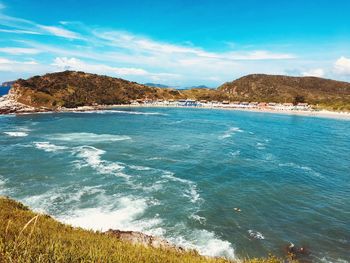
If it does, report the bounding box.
[0,107,349,262]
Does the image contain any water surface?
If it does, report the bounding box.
[0,108,349,262]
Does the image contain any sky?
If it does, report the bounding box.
[0,0,350,87]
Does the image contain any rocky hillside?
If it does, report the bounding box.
[9,71,182,109]
[7,71,350,111]
[219,74,350,110]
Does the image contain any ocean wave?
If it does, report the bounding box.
[248,229,265,240]
[34,142,68,152]
[3,131,28,137]
[189,213,206,225]
[256,142,266,150]
[129,165,152,171]
[230,150,241,157]
[0,176,7,195]
[50,132,131,143]
[58,196,164,236]
[23,186,106,214]
[219,127,243,139]
[76,110,167,116]
[73,146,127,178]
[278,162,323,177]
[162,171,202,204]
[169,228,235,259]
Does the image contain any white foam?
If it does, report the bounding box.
[0,176,7,194]
[219,127,243,139]
[256,142,266,150]
[279,162,323,177]
[189,214,206,225]
[34,142,68,152]
[129,165,152,171]
[4,131,28,137]
[24,186,106,213]
[50,132,131,143]
[230,150,241,157]
[74,146,127,177]
[170,228,235,259]
[184,184,201,203]
[58,196,163,235]
[162,171,202,203]
[78,110,167,116]
[248,230,265,240]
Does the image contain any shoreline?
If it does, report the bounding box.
[1,95,349,120]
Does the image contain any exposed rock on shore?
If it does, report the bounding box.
[105,229,185,252]
[0,95,37,114]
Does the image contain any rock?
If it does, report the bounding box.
[105,229,185,252]
[0,95,39,114]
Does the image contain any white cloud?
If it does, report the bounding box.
[0,47,41,55]
[38,25,81,39]
[0,28,41,35]
[302,68,325,77]
[51,57,179,81]
[0,57,40,72]
[95,30,294,61]
[334,56,350,75]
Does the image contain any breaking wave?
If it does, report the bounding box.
[219,127,243,139]
[49,132,131,143]
[4,131,28,137]
[248,229,265,240]
[73,146,127,178]
[34,142,68,152]
[77,110,167,116]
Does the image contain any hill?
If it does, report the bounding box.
[6,71,350,111]
[0,196,285,263]
[10,71,182,109]
[218,74,350,110]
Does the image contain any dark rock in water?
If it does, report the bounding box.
[105,229,185,252]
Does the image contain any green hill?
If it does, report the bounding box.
[10,71,182,109]
[7,71,350,111]
[218,74,350,110]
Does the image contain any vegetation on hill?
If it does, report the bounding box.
[11,71,182,109]
[218,74,350,111]
[8,71,350,111]
[0,196,288,263]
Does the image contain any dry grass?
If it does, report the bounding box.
[0,196,288,263]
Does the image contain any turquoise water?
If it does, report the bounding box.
[0,108,349,262]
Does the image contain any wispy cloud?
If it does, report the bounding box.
[0,47,41,55]
[0,11,82,40]
[2,7,345,85]
[52,57,180,81]
[0,57,41,72]
[38,25,81,39]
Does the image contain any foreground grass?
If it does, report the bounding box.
[0,196,286,263]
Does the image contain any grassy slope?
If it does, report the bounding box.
[0,197,287,263]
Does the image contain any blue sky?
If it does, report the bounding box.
[0,0,350,87]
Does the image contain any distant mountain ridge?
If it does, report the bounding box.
[6,71,350,111]
[1,81,15,87]
[144,83,172,88]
